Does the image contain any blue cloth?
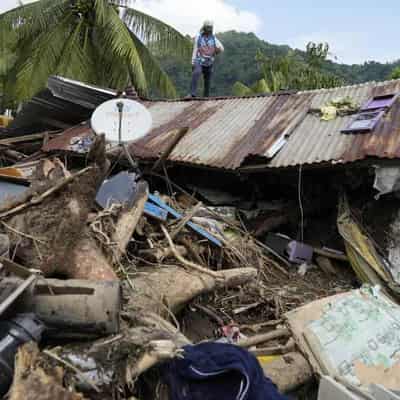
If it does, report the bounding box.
[161,342,289,400]
[195,34,217,67]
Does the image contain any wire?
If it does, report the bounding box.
[298,165,304,242]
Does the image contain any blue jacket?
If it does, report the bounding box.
[161,342,289,400]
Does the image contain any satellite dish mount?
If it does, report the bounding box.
[91,98,153,169]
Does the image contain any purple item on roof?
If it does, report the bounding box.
[361,93,398,111]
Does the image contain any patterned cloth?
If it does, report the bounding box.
[192,33,224,67]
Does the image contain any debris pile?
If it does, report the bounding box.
[1,77,400,400]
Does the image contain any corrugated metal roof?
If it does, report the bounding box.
[270,80,400,168]
[42,123,93,152]
[131,93,313,169]
[131,79,400,170]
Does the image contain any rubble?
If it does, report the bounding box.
[2,76,400,399]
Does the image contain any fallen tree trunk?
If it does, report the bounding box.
[2,136,117,280]
[128,265,258,316]
[111,181,148,262]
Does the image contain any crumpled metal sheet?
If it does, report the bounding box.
[337,196,395,286]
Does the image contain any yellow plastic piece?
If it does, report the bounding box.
[257,355,279,364]
[0,115,13,128]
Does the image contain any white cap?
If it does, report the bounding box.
[202,20,214,29]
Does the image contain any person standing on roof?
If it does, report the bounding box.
[190,21,224,98]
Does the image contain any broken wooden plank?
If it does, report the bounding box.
[0,132,58,146]
[151,127,189,172]
[148,193,222,247]
[316,255,338,275]
[314,247,348,262]
[144,202,168,221]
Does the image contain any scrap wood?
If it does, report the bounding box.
[151,127,189,172]
[315,255,338,275]
[111,180,149,261]
[250,338,296,356]
[177,236,206,266]
[170,201,203,240]
[149,194,222,247]
[147,172,290,277]
[0,166,93,219]
[0,149,26,162]
[241,320,283,333]
[161,224,220,279]
[2,135,117,280]
[138,245,188,263]
[9,342,86,400]
[0,275,38,316]
[237,328,290,348]
[0,132,58,146]
[313,247,348,262]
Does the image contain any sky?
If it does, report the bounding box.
[1,0,399,65]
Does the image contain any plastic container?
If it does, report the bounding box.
[0,314,45,395]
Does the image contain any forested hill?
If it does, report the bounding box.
[158,31,400,97]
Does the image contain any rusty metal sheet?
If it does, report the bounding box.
[42,123,93,153]
[127,79,400,170]
[269,79,400,168]
[129,95,300,169]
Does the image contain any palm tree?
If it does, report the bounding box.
[232,43,343,96]
[0,0,191,100]
[390,66,400,80]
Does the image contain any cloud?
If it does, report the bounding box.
[1,0,262,35]
[134,0,262,36]
[0,0,20,12]
[0,0,37,12]
[286,31,399,65]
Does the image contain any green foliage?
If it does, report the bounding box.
[159,31,400,97]
[390,66,400,80]
[255,43,343,92]
[232,81,254,96]
[305,42,330,69]
[0,0,191,101]
[234,42,343,95]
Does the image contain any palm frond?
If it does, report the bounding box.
[56,20,92,83]
[13,14,73,99]
[0,0,68,41]
[97,3,147,94]
[232,82,253,97]
[122,7,191,58]
[93,29,131,89]
[251,79,270,94]
[129,33,177,98]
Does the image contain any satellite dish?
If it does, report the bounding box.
[91,98,152,144]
